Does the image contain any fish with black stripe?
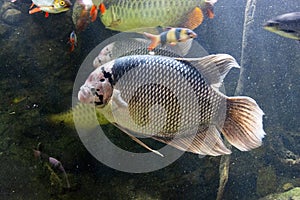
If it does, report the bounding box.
[144,27,197,51]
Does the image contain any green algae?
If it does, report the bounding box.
[259,187,300,200]
[256,166,277,197]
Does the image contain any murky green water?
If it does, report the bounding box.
[1,0,300,199]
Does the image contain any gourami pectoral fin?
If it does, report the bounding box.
[115,125,164,157]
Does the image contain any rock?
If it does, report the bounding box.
[0,23,9,37]
[2,8,22,25]
[0,2,13,13]
[282,182,294,191]
[256,166,277,197]
[259,187,300,200]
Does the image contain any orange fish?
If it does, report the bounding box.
[90,5,98,22]
[99,3,106,14]
[69,31,77,52]
[73,0,98,31]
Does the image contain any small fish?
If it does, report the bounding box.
[72,0,98,31]
[263,12,300,41]
[78,54,266,156]
[33,145,70,188]
[29,0,72,18]
[98,0,217,32]
[144,28,197,51]
[68,31,77,52]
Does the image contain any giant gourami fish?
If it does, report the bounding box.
[78,54,266,156]
[98,0,218,32]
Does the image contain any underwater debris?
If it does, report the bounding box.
[10,96,28,104]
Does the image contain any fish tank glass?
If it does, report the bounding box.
[0,0,300,199]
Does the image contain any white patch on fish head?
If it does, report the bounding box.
[78,61,114,107]
[93,43,115,68]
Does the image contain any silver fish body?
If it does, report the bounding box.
[79,54,266,156]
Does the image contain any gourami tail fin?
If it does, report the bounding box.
[220,96,266,151]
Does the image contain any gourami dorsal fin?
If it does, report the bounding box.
[175,54,240,90]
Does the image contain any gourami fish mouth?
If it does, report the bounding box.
[78,85,107,107]
[78,85,94,103]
